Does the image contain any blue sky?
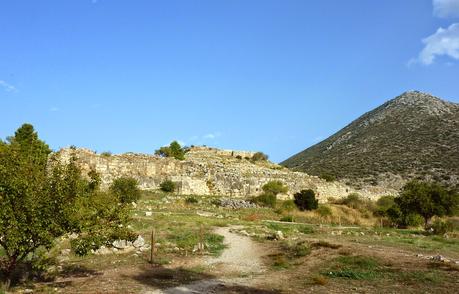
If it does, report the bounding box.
[1,0,459,162]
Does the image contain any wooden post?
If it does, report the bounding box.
[338,216,341,228]
[150,228,156,265]
[199,224,204,254]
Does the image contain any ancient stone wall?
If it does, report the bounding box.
[55,147,396,201]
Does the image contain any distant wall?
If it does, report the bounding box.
[55,147,396,201]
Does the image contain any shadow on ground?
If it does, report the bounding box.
[129,264,281,293]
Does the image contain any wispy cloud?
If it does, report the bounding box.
[49,106,60,112]
[413,23,459,65]
[433,0,459,18]
[0,80,17,92]
[203,132,222,140]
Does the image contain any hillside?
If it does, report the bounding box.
[55,146,393,200]
[281,91,459,190]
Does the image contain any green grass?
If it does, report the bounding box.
[323,255,386,280]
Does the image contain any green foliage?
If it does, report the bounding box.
[427,218,454,235]
[319,173,336,182]
[294,189,318,211]
[262,181,288,196]
[280,200,297,212]
[280,215,294,222]
[251,152,269,162]
[324,255,382,280]
[317,205,332,217]
[155,141,185,160]
[100,151,112,157]
[394,180,458,227]
[340,193,364,209]
[386,205,424,228]
[0,124,135,283]
[160,180,176,193]
[253,193,277,208]
[374,195,396,216]
[109,177,141,203]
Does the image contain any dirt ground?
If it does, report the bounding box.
[26,225,459,294]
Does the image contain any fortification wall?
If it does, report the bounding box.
[55,147,395,201]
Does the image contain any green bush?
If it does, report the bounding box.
[101,151,112,157]
[262,181,288,196]
[160,180,176,193]
[294,189,318,211]
[340,193,364,209]
[317,205,332,217]
[394,180,458,228]
[319,173,336,182]
[253,193,277,208]
[374,195,396,217]
[280,200,297,212]
[427,218,454,235]
[110,177,141,203]
[251,152,269,162]
[155,141,186,160]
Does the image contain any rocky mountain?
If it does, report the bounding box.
[281,91,459,190]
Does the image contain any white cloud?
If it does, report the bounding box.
[49,107,60,112]
[415,23,459,65]
[0,80,17,92]
[433,0,459,18]
[203,132,221,140]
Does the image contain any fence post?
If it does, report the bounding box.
[150,228,156,265]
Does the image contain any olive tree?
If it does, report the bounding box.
[0,124,135,285]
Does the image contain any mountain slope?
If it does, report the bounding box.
[281,91,459,189]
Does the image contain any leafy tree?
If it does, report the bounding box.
[294,189,319,211]
[394,180,458,228]
[109,177,141,203]
[155,141,185,160]
[262,181,288,196]
[0,124,134,286]
[251,152,268,162]
[160,180,176,193]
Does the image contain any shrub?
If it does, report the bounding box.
[110,177,141,203]
[394,180,458,228]
[374,195,396,217]
[251,152,269,162]
[160,180,176,193]
[294,189,318,211]
[317,205,332,217]
[319,173,336,182]
[185,196,199,204]
[340,193,364,209]
[262,181,288,196]
[280,200,297,212]
[155,141,186,160]
[427,218,454,235]
[253,193,277,208]
[387,205,424,228]
[101,151,112,157]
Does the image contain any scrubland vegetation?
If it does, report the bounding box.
[1,125,458,293]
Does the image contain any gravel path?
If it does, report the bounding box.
[145,226,266,294]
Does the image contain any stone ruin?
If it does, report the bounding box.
[55,146,395,201]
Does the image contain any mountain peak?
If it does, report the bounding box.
[282,92,459,190]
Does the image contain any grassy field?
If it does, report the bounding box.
[6,191,459,293]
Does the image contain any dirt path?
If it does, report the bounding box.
[144,226,268,294]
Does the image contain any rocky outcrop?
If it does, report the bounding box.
[55,146,395,201]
